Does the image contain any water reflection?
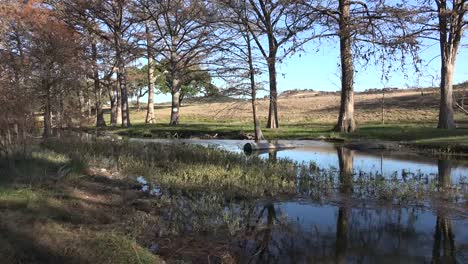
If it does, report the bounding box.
[102,136,468,186]
[235,202,467,263]
[336,147,351,263]
[432,214,456,263]
[438,159,452,189]
[153,190,467,263]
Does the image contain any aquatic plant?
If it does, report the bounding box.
[44,137,468,204]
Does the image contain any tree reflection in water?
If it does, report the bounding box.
[432,159,456,264]
[336,146,353,263]
[150,154,465,263]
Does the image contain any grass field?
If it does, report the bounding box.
[100,86,468,153]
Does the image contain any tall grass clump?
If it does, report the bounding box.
[44,137,468,204]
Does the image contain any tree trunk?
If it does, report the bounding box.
[436,0,463,129]
[119,66,130,127]
[266,55,279,129]
[78,90,85,118]
[57,92,63,129]
[92,42,106,128]
[438,62,456,129]
[114,34,124,127]
[335,0,356,133]
[136,94,141,112]
[110,82,118,126]
[146,21,155,124]
[116,82,122,126]
[246,30,264,142]
[170,89,180,126]
[43,82,52,138]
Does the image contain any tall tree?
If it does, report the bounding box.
[419,1,467,129]
[89,0,137,127]
[145,19,156,123]
[1,0,86,138]
[311,1,420,133]
[139,0,221,125]
[245,0,314,129]
[218,0,266,141]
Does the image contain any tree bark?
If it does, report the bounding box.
[116,82,122,126]
[92,41,106,127]
[246,30,264,142]
[109,80,118,126]
[43,81,52,138]
[438,60,456,129]
[119,65,130,127]
[170,87,180,126]
[145,20,155,124]
[169,36,180,126]
[335,0,356,133]
[266,52,279,129]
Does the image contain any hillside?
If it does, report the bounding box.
[132,84,468,126]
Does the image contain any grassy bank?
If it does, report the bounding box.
[94,86,468,153]
[98,120,468,154]
[0,149,163,264]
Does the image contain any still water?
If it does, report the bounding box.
[128,138,468,263]
[130,138,468,184]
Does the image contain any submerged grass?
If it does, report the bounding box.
[45,137,468,203]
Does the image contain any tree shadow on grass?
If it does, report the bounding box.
[0,154,157,264]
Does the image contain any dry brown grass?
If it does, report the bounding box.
[129,88,468,126]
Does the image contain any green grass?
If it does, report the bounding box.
[95,119,468,153]
[45,138,467,202]
[0,149,162,264]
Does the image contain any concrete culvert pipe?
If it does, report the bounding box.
[243,142,295,153]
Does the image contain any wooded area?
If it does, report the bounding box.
[1,1,468,263]
[0,0,466,150]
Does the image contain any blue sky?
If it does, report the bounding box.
[276,40,468,92]
[151,39,468,103]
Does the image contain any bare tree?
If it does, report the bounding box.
[244,0,314,129]
[217,0,266,141]
[145,19,156,123]
[310,1,420,133]
[138,0,222,125]
[86,0,138,128]
[417,1,467,129]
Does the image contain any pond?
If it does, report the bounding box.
[147,189,468,263]
[130,138,468,184]
[234,201,468,263]
[123,138,468,263]
[55,132,468,262]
